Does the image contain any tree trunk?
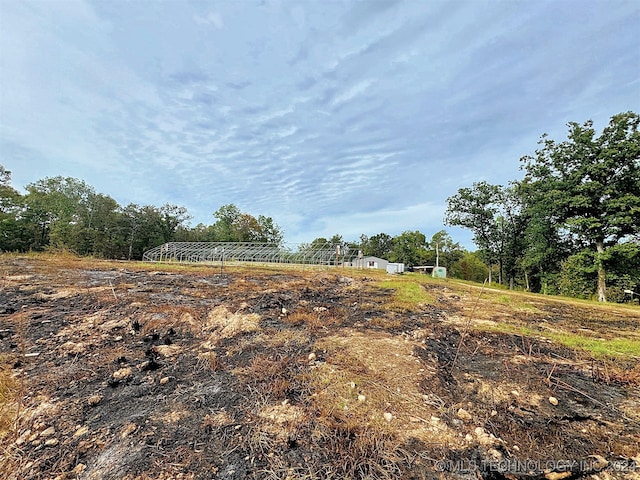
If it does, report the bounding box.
[524,269,530,292]
[488,263,493,284]
[596,241,607,302]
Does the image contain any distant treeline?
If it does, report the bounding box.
[0,169,283,261]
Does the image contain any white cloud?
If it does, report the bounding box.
[194,12,223,29]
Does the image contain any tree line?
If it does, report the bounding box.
[445,112,640,302]
[0,171,283,260]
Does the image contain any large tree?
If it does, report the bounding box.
[360,232,393,259]
[390,230,429,267]
[429,230,464,271]
[520,112,640,301]
[445,181,503,283]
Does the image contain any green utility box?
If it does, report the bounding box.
[432,267,447,278]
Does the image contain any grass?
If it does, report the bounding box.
[0,355,21,442]
[373,275,434,312]
[478,322,640,358]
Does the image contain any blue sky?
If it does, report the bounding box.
[1,0,638,248]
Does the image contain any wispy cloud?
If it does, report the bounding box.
[1,0,638,249]
[193,11,223,29]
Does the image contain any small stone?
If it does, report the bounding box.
[40,427,55,437]
[349,382,356,389]
[513,445,520,452]
[74,426,89,438]
[120,423,137,438]
[588,455,609,471]
[44,438,59,447]
[114,336,123,341]
[383,412,393,422]
[358,394,366,402]
[456,408,472,421]
[308,352,316,361]
[281,307,288,315]
[113,367,132,381]
[549,396,559,406]
[160,376,170,385]
[72,464,86,475]
[490,410,498,417]
[511,390,520,397]
[87,394,103,406]
[15,429,31,446]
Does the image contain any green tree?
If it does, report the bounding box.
[0,165,29,251]
[212,204,242,241]
[23,176,97,251]
[445,181,503,283]
[211,204,282,243]
[450,251,489,283]
[390,230,428,267]
[521,112,640,301]
[360,233,393,258]
[429,230,464,270]
[256,215,284,245]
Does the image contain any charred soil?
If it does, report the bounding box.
[0,256,639,480]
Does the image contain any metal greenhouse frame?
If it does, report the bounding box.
[142,242,359,267]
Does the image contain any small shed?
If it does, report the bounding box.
[354,256,389,270]
[386,263,405,274]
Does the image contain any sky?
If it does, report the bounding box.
[1,0,639,249]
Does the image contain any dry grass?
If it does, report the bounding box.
[0,355,22,442]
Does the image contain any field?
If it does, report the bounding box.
[1,254,639,480]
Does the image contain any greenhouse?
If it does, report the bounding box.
[142,242,359,267]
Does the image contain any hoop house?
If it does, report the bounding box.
[142,242,358,267]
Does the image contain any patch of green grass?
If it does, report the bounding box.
[550,334,640,357]
[477,323,640,358]
[374,277,434,312]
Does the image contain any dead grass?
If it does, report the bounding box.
[0,355,22,442]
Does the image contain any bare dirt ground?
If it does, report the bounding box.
[0,255,639,480]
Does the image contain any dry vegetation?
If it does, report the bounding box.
[0,254,639,480]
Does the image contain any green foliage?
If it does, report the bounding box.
[389,230,428,267]
[557,250,597,299]
[521,112,640,301]
[429,230,464,269]
[449,251,489,283]
[0,168,284,259]
[212,204,283,244]
[445,182,526,286]
[360,233,393,258]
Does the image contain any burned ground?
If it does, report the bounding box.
[0,255,639,480]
